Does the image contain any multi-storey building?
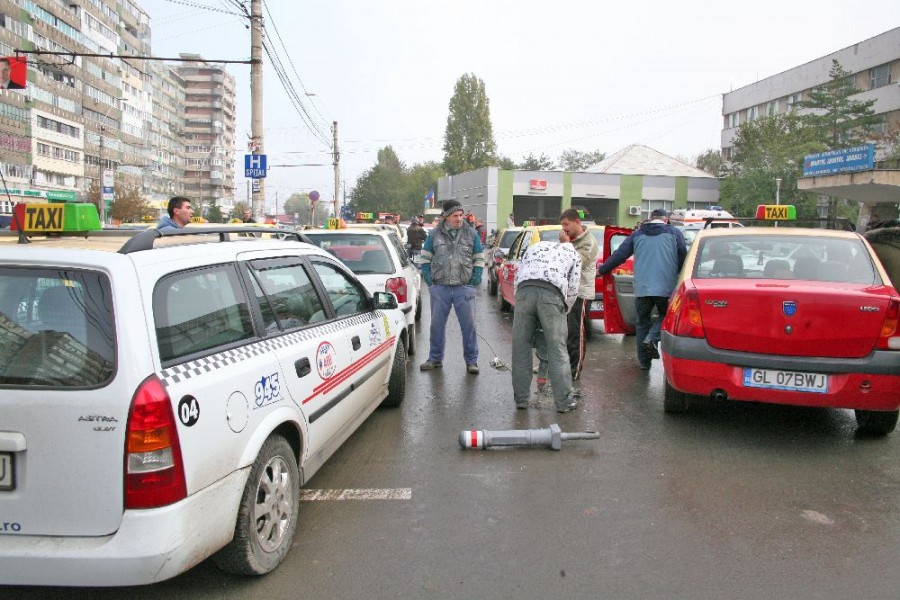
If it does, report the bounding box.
[177,54,237,217]
[721,28,900,162]
[0,0,236,221]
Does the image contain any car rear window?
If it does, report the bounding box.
[305,233,393,274]
[694,235,877,283]
[499,230,519,248]
[540,230,560,242]
[0,268,115,387]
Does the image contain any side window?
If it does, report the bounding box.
[154,265,254,363]
[247,259,326,332]
[311,261,368,317]
[387,233,409,268]
[515,232,533,260]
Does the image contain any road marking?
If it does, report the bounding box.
[300,488,412,501]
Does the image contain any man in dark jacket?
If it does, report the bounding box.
[598,209,686,369]
[406,219,427,263]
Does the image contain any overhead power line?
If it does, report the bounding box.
[262,40,331,147]
[162,0,245,16]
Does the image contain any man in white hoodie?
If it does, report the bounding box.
[511,240,582,413]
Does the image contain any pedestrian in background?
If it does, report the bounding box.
[597,208,686,369]
[241,209,256,223]
[558,209,599,381]
[406,218,427,265]
[419,200,485,374]
[157,196,194,231]
[512,240,582,413]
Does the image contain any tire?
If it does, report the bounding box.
[663,380,690,414]
[497,288,511,312]
[381,337,407,407]
[487,272,498,296]
[854,409,899,436]
[406,323,416,356]
[214,435,300,575]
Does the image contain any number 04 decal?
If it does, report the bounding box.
[178,396,200,426]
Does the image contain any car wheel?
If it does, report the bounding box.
[854,409,899,436]
[414,297,422,322]
[214,435,299,575]
[487,273,498,296]
[663,380,690,414]
[497,289,511,312]
[406,323,416,355]
[381,337,407,407]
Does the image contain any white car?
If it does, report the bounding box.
[0,226,408,586]
[304,228,422,355]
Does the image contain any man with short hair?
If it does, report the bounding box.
[0,58,24,90]
[598,208,686,369]
[157,196,194,231]
[559,208,599,380]
[512,240,582,413]
[242,208,256,223]
[419,200,484,374]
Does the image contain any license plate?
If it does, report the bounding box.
[590,300,603,311]
[743,368,828,394]
[0,452,13,491]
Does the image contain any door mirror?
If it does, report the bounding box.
[373,291,398,310]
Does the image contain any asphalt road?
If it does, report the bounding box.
[10,283,900,599]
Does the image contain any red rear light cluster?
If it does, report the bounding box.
[665,286,705,339]
[385,277,408,304]
[876,297,900,350]
[124,375,187,509]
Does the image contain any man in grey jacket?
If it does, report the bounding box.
[598,208,686,369]
[559,209,599,380]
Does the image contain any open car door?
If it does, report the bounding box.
[601,226,636,335]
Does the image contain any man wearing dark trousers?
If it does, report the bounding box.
[559,209,599,381]
[597,208,686,369]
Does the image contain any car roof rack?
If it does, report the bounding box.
[118,226,312,254]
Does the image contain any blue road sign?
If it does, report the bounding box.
[244,154,267,178]
[803,144,874,177]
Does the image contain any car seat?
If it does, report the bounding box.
[360,250,391,273]
[711,255,743,277]
[792,256,822,280]
[763,259,792,279]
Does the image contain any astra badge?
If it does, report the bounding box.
[782,301,797,317]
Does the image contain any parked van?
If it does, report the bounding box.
[670,207,743,229]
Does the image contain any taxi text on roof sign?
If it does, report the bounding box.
[755,205,797,220]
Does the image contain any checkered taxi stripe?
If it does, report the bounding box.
[158,312,383,388]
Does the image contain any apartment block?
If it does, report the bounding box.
[721,27,900,161]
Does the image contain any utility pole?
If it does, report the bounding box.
[98,125,105,223]
[333,121,340,219]
[250,0,264,220]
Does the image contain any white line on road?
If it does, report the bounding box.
[300,488,412,501]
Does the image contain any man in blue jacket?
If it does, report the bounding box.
[598,209,686,369]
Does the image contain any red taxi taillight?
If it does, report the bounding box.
[124,375,187,509]
[666,286,705,339]
[876,297,900,350]
[386,277,408,304]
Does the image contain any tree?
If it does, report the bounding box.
[442,73,497,174]
[230,202,250,221]
[351,146,410,216]
[518,153,556,170]
[108,180,152,223]
[494,155,517,170]
[558,148,606,171]
[283,193,311,224]
[694,149,724,177]
[719,113,821,219]
[205,201,224,224]
[796,60,881,148]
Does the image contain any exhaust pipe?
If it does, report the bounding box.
[711,389,728,402]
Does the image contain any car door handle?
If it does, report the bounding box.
[352,336,361,350]
[295,357,311,378]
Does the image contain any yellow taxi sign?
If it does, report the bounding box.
[755,205,796,220]
[325,218,343,229]
[23,204,65,232]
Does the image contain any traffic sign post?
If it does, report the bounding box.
[244,154,267,178]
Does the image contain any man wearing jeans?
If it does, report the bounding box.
[512,241,582,413]
[419,200,484,374]
[597,208,686,369]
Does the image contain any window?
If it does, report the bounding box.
[153,266,254,363]
[727,113,739,128]
[786,93,803,111]
[869,64,891,90]
[247,259,326,332]
[745,106,759,122]
[766,100,779,116]
[0,268,115,387]
[310,262,367,317]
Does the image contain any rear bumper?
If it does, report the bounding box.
[0,467,248,586]
[662,332,900,411]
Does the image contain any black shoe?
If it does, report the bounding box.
[557,398,579,414]
[420,360,442,371]
[642,340,660,360]
[515,402,529,410]
[467,364,480,374]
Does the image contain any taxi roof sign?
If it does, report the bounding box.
[755,204,796,220]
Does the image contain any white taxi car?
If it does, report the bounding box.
[0,225,408,586]
[304,227,422,355]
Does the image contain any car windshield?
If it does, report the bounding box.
[539,230,561,242]
[693,235,877,284]
[499,230,519,248]
[305,233,394,274]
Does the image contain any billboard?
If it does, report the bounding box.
[802,144,874,177]
[0,56,26,90]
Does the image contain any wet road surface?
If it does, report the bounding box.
[10,283,900,598]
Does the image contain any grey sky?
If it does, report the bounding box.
[141,0,900,211]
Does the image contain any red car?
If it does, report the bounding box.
[627,225,900,435]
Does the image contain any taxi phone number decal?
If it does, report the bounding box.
[254,373,282,408]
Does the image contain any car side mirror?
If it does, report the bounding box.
[373,291,398,310]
